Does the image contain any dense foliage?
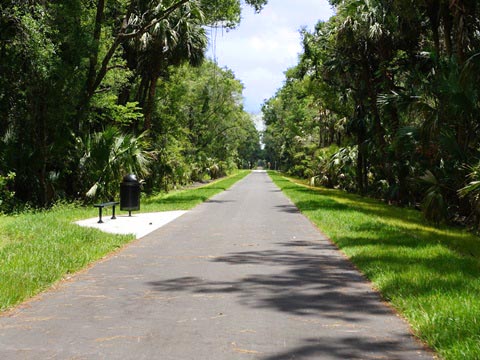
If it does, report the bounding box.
[0,0,263,210]
[263,0,480,228]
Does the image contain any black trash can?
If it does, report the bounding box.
[120,174,140,216]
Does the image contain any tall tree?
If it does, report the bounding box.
[263,0,480,225]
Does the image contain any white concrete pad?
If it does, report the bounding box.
[75,211,188,238]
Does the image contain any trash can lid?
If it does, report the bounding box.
[122,174,138,182]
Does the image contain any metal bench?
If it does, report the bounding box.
[94,201,119,223]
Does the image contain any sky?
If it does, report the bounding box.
[206,0,335,119]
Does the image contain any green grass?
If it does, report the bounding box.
[268,171,480,360]
[142,170,250,211]
[0,170,250,312]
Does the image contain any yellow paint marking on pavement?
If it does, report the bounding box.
[21,317,60,322]
[95,335,127,342]
[210,313,226,319]
[231,342,260,355]
[95,335,145,343]
[0,324,33,330]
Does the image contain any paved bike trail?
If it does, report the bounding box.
[0,171,433,359]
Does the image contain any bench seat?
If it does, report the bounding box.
[94,201,119,223]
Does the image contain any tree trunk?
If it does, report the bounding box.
[75,0,106,134]
[117,83,132,106]
[356,119,367,194]
[33,90,50,206]
[427,2,441,57]
[357,141,365,194]
[86,0,105,97]
[442,3,453,57]
[144,75,159,131]
[453,1,467,65]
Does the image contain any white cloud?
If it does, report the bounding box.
[251,113,265,132]
[207,1,334,113]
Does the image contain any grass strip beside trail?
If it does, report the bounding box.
[0,170,250,312]
[142,170,250,211]
[269,171,480,360]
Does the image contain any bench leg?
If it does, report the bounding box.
[111,205,116,220]
[98,207,103,223]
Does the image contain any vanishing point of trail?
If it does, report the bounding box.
[0,171,432,359]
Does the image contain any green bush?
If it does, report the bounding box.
[0,172,16,213]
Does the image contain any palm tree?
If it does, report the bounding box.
[81,127,154,200]
[132,1,207,131]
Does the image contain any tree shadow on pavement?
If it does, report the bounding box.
[146,239,430,359]
[147,240,390,322]
[261,335,427,360]
[205,199,235,204]
[274,204,300,214]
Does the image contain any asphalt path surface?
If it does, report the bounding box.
[0,171,433,359]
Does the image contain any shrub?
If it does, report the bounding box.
[0,172,16,213]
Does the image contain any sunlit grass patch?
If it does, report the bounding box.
[0,204,132,311]
[143,170,250,211]
[0,170,250,312]
[269,171,480,360]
